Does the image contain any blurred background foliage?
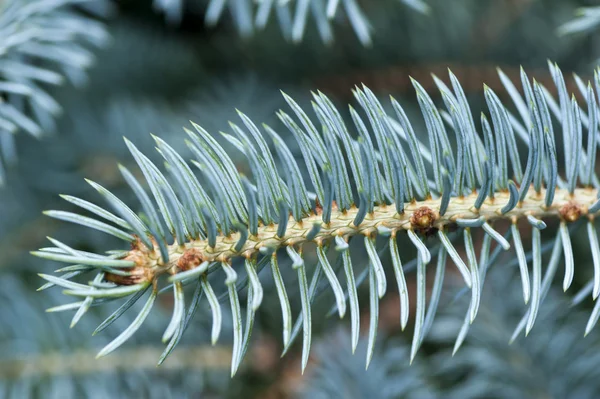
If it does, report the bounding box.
[3,0,600,397]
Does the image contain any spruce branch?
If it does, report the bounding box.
[1,345,232,380]
[0,0,110,184]
[300,328,434,399]
[303,273,600,399]
[431,270,600,399]
[154,0,429,45]
[35,62,600,375]
[558,6,600,37]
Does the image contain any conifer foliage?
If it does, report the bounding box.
[0,0,109,184]
[154,0,429,45]
[35,60,600,375]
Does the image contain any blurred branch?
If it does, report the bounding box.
[0,0,112,184]
[558,6,600,37]
[1,345,232,380]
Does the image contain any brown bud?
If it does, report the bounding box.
[177,248,205,271]
[410,206,437,230]
[559,201,582,223]
[106,237,159,285]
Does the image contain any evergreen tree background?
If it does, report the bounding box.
[3,0,600,397]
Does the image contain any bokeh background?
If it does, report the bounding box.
[2,0,600,397]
